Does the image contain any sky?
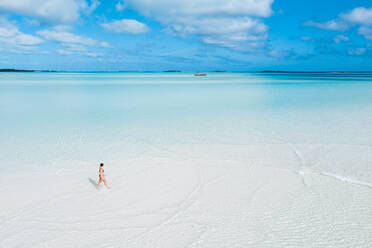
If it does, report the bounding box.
[0,0,372,71]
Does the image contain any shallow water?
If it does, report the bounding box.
[1,72,372,182]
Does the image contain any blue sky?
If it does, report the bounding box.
[0,0,372,71]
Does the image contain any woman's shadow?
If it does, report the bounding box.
[88,178,98,189]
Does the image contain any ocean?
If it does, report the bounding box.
[1,72,371,180]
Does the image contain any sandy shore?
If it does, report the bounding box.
[1,155,372,247]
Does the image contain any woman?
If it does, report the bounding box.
[97,163,110,189]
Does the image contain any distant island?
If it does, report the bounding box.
[164,70,182,72]
[0,69,38,72]
[0,69,57,72]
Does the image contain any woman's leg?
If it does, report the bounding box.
[97,178,102,189]
[103,179,110,189]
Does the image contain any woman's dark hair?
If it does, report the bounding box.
[100,163,104,167]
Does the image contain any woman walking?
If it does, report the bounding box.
[97,163,110,189]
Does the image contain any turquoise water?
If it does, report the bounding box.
[1,72,372,181]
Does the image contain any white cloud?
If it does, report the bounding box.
[0,0,99,24]
[166,17,267,37]
[101,19,150,34]
[0,0,84,23]
[124,0,274,49]
[0,18,42,52]
[304,6,372,42]
[168,17,268,49]
[358,26,372,40]
[304,20,348,31]
[37,29,110,48]
[37,27,111,57]
[334,34,349,43]
[341,7,372,26]
[38,29,94,45]
[348,47,366,55]
[116,0,127,11]
[126,0,273,18]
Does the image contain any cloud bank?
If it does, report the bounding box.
[37,27,110,57]
[305,6,372,41]
[0,18,42,53]
[341,7,372,26]
[0,0,97,24]
[37,29,108,47]
[124,0,274,49]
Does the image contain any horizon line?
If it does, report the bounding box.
[1,69,372,73]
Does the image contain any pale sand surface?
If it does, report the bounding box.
[1,147,372,247]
